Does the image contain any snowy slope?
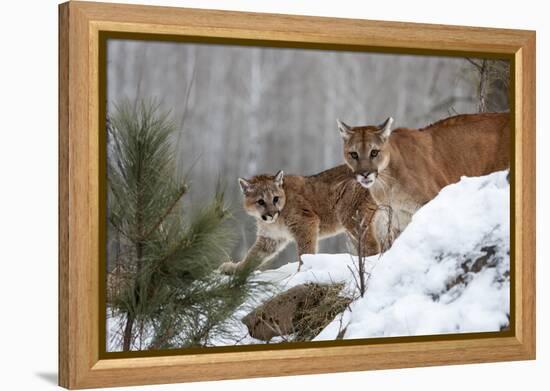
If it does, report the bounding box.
[222,170,510,344]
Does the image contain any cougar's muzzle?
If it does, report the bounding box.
[261,211,280,223]
[356,171,377,189]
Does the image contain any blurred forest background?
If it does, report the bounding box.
[106,39,509,270]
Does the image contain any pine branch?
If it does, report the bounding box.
[141,183,188,241]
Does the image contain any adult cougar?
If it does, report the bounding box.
[337,112,510,246]
[219,168,378,274]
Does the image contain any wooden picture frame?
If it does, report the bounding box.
[59,1,536,389]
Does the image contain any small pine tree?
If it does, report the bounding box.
[107,99,260,350]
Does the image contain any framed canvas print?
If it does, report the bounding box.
[58,1,536,389]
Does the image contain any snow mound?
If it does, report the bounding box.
[226,170,510,344]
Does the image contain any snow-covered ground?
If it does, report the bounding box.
[219,170,510,345]
[107,171,510,350]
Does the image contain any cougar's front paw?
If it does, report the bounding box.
[219,261,239,275]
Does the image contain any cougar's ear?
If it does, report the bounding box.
[337,119,354,140]
[274,170,284,187]
[377,117,394,141]
[238,178,253,194]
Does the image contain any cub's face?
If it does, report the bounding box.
[338,117,394,189]
[238,170,286,224]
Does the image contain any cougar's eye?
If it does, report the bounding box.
[257,199,265,206]
[273,196,279,204]
[349,152,359,160]
[370,149,379,158]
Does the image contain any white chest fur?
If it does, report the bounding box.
[257,221,293,241]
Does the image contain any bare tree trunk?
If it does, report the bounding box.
[354,211,367,297]
[246,49,262,175]
[478,59,488,112]
[122,314,135,351]
[466,58,489,113]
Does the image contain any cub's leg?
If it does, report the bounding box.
[219,236,288,275]
[371,208,399,253]
[346,228,380,257]
[365,228,381,256]
[340,210,380,257]
[288,216,320,271]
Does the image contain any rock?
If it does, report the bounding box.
[242,283,351,342]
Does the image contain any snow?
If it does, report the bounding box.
[223,170,510,344]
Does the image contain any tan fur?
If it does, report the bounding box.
[339,112,510,246]
[219,166,378,274]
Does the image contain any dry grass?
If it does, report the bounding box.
[242,283,352,342]
[292,283,353,342]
